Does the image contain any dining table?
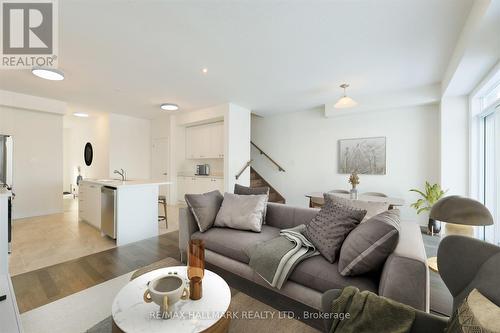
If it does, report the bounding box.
[305,191,405,209]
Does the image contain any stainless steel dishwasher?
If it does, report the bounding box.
[101,186,116,239]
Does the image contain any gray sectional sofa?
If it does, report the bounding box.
[179,202,429,312]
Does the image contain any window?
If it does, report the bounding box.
[471,65,500,244]
[477,86,500,244]
[471,75,500,245]
[484,82,500,109]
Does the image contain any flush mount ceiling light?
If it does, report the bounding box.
[334,83,358,109]
[73,112,89,118]
[160,103,179,111]
[31,67,65,81]
[201,68,208,74]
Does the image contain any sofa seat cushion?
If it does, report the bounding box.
[191,225,280,264]
[288,255,379,293]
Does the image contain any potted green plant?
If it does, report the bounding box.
[410,182,447,234]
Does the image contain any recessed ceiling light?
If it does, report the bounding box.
[32,67,65,81]
[201,68,208,74]
[73,112,89,118]
[160,103,179,111]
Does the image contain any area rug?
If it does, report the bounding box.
[87,289,318,333]
[21,257,319,333]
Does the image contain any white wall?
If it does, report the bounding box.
[0,106,64,219]
[108,113,151,180]
[63,112,109,192]
[251,105,440,225]
[440,96,469,196]
[226,103,251,190]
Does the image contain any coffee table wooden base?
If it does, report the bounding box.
[112,311,231,333]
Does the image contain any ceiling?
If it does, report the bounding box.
[0,0,474,118]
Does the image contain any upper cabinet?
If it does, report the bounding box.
[186,122,224,159]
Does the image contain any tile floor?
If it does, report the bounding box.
[9,197,181,276]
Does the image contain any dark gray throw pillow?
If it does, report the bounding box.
[234,184,270,196]
[338,209,401,276]
[234,184,270,222]
[305,194,367,263]
[185,190,223,232]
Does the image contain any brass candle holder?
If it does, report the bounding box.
[187,239,205,300]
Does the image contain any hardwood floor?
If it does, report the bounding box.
[10,197,181,276]
[12,231,180,313]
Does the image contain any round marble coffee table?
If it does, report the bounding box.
[112,266,231,333]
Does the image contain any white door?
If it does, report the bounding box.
[152,138,169,201]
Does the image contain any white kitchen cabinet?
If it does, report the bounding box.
[210,122,224,158]
[78,183,89,222]
[185,122,224,159]
[177,176,225,202]
[212,177,224,193]
[196,177,213,193]
[185,127,197,159]
[78,182,101,229]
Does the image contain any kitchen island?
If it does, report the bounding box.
[79,179,171,246]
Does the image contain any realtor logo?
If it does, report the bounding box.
[1,0,58,68]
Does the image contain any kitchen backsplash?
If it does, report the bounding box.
[178,158,224,176]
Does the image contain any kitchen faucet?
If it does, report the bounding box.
[113,168,126,181]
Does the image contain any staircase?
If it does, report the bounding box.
[250,167,285,204]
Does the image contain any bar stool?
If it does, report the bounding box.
[158,195,168,228]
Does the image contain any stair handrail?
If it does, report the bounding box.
[250,141,286,172]
[235,159,253,180]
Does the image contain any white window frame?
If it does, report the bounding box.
[469,61,500,243]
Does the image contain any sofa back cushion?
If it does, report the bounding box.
[326,193,389,221]
[338,209,400,276]
[265,202,319,229]
[185,190,223,232]
[214,193,268,232]
[234,183,270,195]
[305,194,367,263]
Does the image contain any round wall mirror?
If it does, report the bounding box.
[84,142,93,166]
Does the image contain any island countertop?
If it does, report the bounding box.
[81,179,171,188]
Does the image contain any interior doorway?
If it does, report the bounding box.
[151,137,169,201]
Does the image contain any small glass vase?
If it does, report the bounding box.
[350,187,358,200]
[187,239,205,300]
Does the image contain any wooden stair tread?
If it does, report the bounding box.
[249,167,285,204]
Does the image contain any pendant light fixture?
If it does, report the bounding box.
[334,83,358,109]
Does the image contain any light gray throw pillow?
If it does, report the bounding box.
[214,193,268,232]
[305,194,367,263]
[234,184,270,223]
[338,209,401,276]
[326,193,389,221]
[185,190,223,232]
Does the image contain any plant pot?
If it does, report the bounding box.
[428,218,441,234]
